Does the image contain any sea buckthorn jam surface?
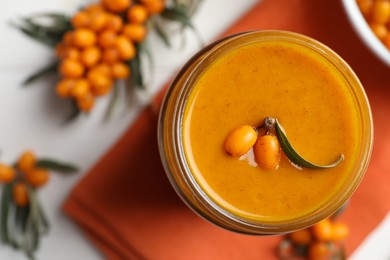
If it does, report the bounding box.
[182,37,363,222]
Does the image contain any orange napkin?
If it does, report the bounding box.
[64,0,390,259]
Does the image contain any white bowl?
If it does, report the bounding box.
[342,0,390,66]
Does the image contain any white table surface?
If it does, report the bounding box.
[0,0,258,259]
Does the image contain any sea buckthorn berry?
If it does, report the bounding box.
[89,12,109,32]
[77,92,95,112]
[127,5,148,24]
[98,30,117,48]
[308,242,330,260]
[114,36,136,60]
[71,11,90,28]
[105,14,123,32]
[331,222,349,241]
[17,150,36,173]
[224,125,257,157]
[312,218,333,241]
[59,59,85,78]
[371,0,390,23]
[102,47,120,64]
[289,229,312,245]
[88,70,113,95]
[0,164,15,183]
[142,0,165,15]
[357,0,374,18]
[13,183,29,207]
[26,168,49,188]
[61,47,80,60]
[73,28,97,48]
[111,62,130,79]
[93,63,112,77]
[70,79,91,98]
[55,43,66,58]
[253,134,281,170]
[370,22,388,40]
[80,46,102,68]
[63,31,75,46]
[56,78,77,98]
[85,3,105,14]
[102,0,131,13]
[122,23,147,42]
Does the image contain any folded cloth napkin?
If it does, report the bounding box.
[64,0,390,259]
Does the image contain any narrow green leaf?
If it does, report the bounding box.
[104,83,120,121]
[36,199,49,234]
[63,101,82,124]
[1,183,12,243]
[15,205,30,233]
[23,62,58,86]
[152,19,171,48]
[128,46,144,89]
[36,159,78,173]
[275,119,344,169]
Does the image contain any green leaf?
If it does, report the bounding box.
[104,82,120,121]
[15,205,30,233]
[275,119,344,169]
[152,19,171,48]
[64,101,82,124]
[36,159,78,173]
[23,62,58,86]
[1,183,12,243]
[128,46,144,89]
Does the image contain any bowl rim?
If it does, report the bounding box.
[341,0,390,66]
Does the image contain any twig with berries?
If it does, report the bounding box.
[12,0,203,120]
[0,151,78,260]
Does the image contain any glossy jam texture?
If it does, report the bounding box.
[183,40,361,222]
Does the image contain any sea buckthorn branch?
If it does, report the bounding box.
[0,151,78,260]
[13,0,203,120]
[224,117,344,170]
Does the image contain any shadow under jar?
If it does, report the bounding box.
[158,31,373,235]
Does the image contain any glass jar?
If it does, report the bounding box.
[158,31,373,235]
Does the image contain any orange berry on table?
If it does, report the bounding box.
[13,182,29,207]
[61,47,80,60]
[56,78,77,98]
[308,242,330,260]
[89,12,109,32]
[80,46,102,68]
[102,0,131,13]
[98,30,117,48]
[59,59,85,78]
[26,168,49,188]
[111,62,130,79]
[289,229,312,245]
[371,0,390,24]
[77,92,95,112]
[127,5,148,24]
[93,63,112,77]
[70,79,91,99]
[85,3,105,14]
[55,43,66,58]
[88,70,113,96]
[0,163,15,183]
[102,47,121,64]
[105,14,124,32]
[312,218,334,241]
[63,31,75,46]
[115,36,136,60]
[73,28,97,48]
[142,0,165,15]
[122,23,147,42]
[331,222,349,241]
[224,125,257,157]
[17,150,36,173]
[71,11,90,28]
[253,134,281,170]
